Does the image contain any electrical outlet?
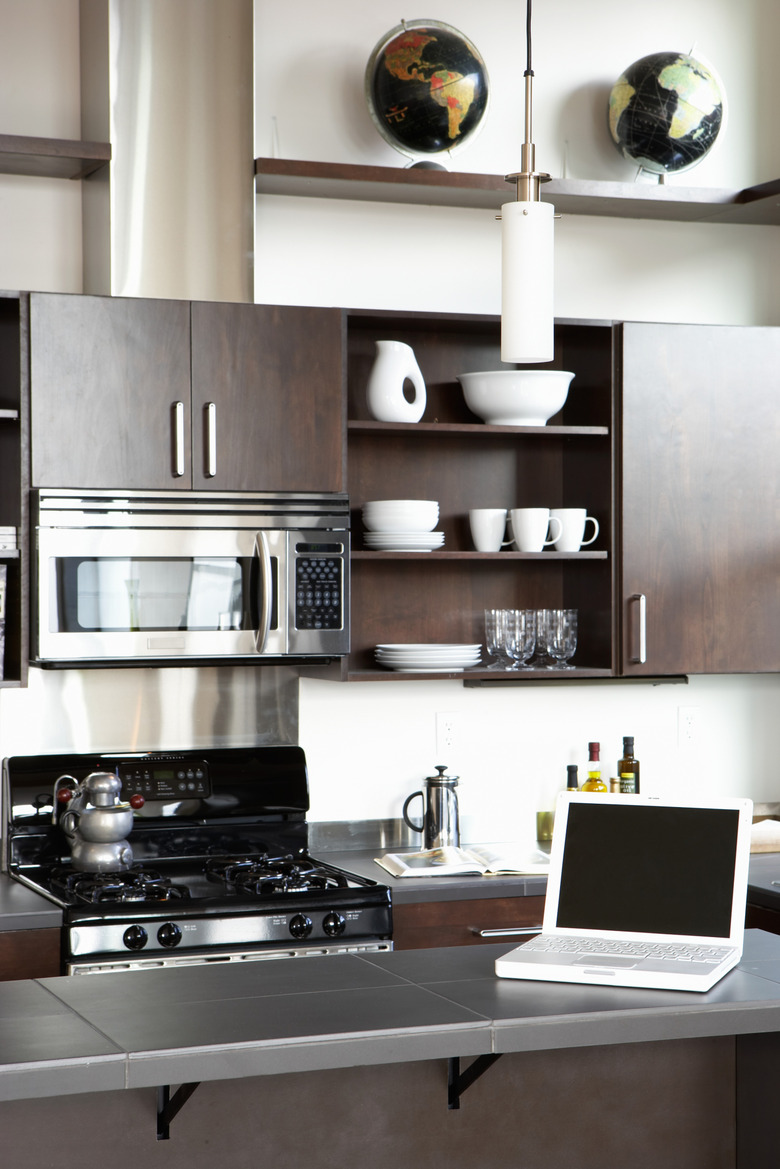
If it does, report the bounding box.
[678,705,700,746]
[435,711,458,760]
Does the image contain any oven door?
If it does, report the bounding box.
[33,525,286,664]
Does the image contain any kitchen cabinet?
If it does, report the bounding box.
[340,309,615,682]
[29,293,344,493]
[392,894,544,950]
[619,322,780,675]
[0,293,27,687]
[0,927,61,981]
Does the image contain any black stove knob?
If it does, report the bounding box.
[123,924,148,951]
[322,911,346,938]
[157,922,182,949]
[289,913,313,940]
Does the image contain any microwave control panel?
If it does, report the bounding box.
[294,542,344,631]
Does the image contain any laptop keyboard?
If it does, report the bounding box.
[523,936,733,965]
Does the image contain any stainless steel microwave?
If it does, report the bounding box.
[31,489,350,667]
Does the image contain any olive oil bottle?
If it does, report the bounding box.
[618,736,640,793]
[581,742,607,792]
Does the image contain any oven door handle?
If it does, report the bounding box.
[253,532,273,653]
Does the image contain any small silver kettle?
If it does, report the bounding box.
[56,771,136,872]
[403,765,460,851]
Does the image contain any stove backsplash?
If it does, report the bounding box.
[0,665,298,763]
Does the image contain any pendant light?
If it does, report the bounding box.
[501,0,554,363]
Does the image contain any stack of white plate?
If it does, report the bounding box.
[364,531,445,552]
[374,643,482,672]
[362,499,439,532]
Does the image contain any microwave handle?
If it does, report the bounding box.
[253,532,273,652]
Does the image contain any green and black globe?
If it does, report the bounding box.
[608,52,724,176]
[365,20,489,163]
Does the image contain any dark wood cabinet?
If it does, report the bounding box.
[0,927,61,981]
[392,894,545,950]
[619,322,780,675]
[29,294,344,493]
[341,310,615,682]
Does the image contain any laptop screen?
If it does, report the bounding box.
[554,801,741,938]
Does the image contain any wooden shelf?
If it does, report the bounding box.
[348,666,613,683]
[256,158,780,226]
[348,420,609,437]
[352,550,607,561]
[0,133,110,180]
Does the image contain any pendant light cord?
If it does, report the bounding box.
[526,0,533,77]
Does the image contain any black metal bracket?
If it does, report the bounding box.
[447,1054,502,1109]
[156,1082,201,1140]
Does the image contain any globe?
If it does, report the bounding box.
[365,20,489,164]
[608,52,724,176]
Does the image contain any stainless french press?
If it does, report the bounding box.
[402,765,460,850]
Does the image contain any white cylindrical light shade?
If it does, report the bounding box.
[500,199,555,363]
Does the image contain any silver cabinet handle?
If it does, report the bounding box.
[472,926,543,938]
[205,402,217,478]
[629,592,647,663]
[172,401,185,477]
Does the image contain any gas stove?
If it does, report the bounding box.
[2,746,392,974]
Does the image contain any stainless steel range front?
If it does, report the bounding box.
[2,746,392,974]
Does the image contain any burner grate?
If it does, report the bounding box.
[205,853,349,896]
[50,866,191,905]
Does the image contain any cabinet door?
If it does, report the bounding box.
[191,302,344,492]
[30,293,192,489]
[620,322,780,674]
[392,895,545,950]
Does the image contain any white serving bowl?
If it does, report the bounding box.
[457,370,575,426]
[363,499,439,532]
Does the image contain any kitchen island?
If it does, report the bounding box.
[0,931,779,1167]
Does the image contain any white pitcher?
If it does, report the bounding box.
[366,340,426,423]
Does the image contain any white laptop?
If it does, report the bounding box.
[495,791,753,993]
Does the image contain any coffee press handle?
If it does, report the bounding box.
[402,791,425,834]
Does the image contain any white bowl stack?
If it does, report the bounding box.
[362,499,443,551]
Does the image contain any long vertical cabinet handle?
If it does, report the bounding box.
[172,402,185,478]
[629,593,647,664]
[205,402,217,478]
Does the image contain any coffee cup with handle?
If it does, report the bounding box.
[469,508,513,552]
[550,508,599,552]
[509,508,562,552]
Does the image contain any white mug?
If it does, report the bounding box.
[550,508,599,552]
[469,508,512,552]
[510,508,563,552]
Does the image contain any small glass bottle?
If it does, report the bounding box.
[581,741,607,792]
[566,764,579,791]
[618,736,640,794]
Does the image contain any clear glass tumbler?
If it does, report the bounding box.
[504,609,537,670]
[546,608,578,669]
[484,608,508,669]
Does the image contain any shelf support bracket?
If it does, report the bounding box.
[156,1082,201,1140]
[447,1054,502,1109]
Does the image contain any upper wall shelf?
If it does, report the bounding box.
[0,133,110,180]
[255,157,780,227]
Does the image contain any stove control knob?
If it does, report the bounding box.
[123,924,148,951]
[157,922,182,949]
[289,913,313,940]
[322,912,346,938]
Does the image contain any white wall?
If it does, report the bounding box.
[256,0,780,837]
[0,1,777,844]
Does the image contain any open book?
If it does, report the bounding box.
[375,843,550,878]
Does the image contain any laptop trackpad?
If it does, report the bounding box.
[573,955,639,968]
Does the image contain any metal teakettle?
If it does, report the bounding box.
[55,771,137,872]
[402,765,460,851]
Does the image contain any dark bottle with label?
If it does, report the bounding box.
[618,736,640,793]
[566,764,579,791]
[581,742,607,792]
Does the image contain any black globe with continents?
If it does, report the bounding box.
[608,52,724,176]
[365,20,489,162]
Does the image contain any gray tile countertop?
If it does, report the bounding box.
[2,930,780,1105]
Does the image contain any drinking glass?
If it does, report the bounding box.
[530,608,555,667]
[484,608,508,669]
[546,608,578,669]
[504,609,537,670]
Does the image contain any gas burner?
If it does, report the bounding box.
[205,853,349,896]
[49,866,191,905]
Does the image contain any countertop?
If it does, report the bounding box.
[3,929,780,1104]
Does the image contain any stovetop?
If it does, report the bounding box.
[3,746,392,967]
